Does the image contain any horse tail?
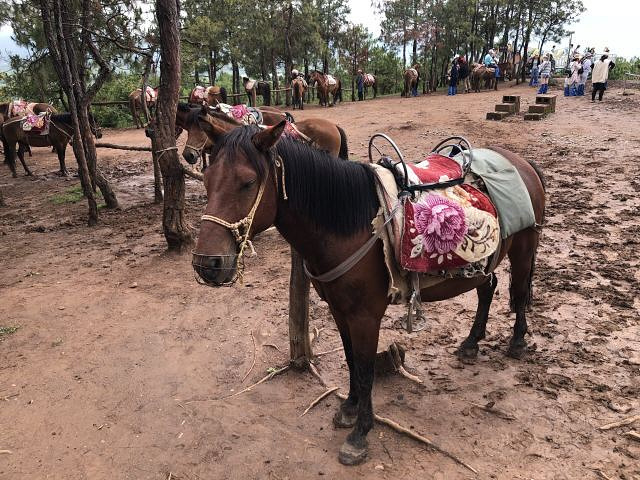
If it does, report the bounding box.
[220,86,228,104]
[262,82,271,106]
[337,125,349,160]
[527,159,547,194]
[293,81,301,101]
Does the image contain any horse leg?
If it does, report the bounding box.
[457,273,497,359]
[332,319,358,429]
[337,310,381,465]
[56,143,68,176]
[5,142,18,178]
[17,143,33,176]
[506,230,539,358]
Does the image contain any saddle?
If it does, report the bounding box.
[326,74,337,86]
[371,135,500,275]
[244,78,257,90]
[212,103,261,125]
[8,99,28,117]
[142,86,157,103]
[364,74,375,86]
[22,112,50,135]
[407,68,418,78]
[192,85,206,100]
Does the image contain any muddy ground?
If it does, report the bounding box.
[1,82,639,480]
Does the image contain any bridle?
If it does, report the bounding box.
[184,136,209,158]
[192,149,286,287]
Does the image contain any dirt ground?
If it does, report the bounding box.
[1,82,639,480]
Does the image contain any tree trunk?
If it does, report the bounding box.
[40,0,98,225]
[153,0,192,251]
[271,52,279,105]
[283,2,293,107]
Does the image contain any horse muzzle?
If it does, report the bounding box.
[182,148,199,165]
[192,253,238,286]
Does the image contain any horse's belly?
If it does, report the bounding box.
[25,135,53,147]
[420,276,487,302]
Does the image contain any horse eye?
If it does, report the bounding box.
[241,179,257,190]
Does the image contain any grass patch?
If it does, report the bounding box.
[51,184,104,205]
[0,326,19,338]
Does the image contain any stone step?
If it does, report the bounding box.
[528,104,552,114]
[486,111,511,120]
[535,94,557,112]
[502,95,521,111]
[524,112,546,121]
[495,103,517,113]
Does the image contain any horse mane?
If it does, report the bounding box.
[211,126,379,236]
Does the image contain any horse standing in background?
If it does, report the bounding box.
[401,67,419,97]
[129,86,158,128]
[291,76,307,110]
[357,71,377,99]
[309,71,342,107]
[189,85,228,105]
[243,77,271,107]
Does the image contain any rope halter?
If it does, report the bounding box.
[184,137,209,158]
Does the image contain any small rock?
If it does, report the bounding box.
[375,464,384,471]
[58,306,65,310]
[129,282,137,289]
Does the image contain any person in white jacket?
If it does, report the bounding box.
[591,49,616,101]
[577,52,593,96]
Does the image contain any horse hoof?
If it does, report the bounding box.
[338,440,368,466]
[333,409,357,429]
[456,342,479,359]
[507,342,526,359]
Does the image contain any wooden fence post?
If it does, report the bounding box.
[288,248,312,369]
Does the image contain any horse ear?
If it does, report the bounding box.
[252,120,286,152]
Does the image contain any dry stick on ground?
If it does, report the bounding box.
[390,342,423,385]
[221,365,290,400]
[0,450,12,455]
[242,331,257,383]
[314,346,344,357]
[263,343,281,351]
[598,414,640,430]
[623,430,640,441]
[593,469,613,480]
[307,363,478,475]
[470,402,516,421]
[301,387,340,417]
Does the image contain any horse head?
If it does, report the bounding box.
[181,104,237,165]
[192,122,285,286]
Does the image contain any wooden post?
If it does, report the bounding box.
[288,248,312,369]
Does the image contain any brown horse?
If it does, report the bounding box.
[291,77,307,110]
[129,87,158,128]
[180,105,348,166]
[0,102,57,160]
[243,78,271,107]
[471,64,497,92]
[401,67,419,97]
[2,112,101,177]
[309,71,342,107]
[191,123,545,466]
[189,85,228,105]
[357,72,377,99]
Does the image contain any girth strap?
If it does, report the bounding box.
[304,202,401,283]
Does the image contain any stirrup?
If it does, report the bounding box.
[400,273,427,333]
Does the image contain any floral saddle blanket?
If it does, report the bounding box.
[22,112,50,135]
[377,151,500,275]
[213,103,262,125]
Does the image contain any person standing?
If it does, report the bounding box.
[568,54,581,96]
[529,54,540,87]
[537,54,552,94]
[458,56,470,93]
[356,69,364,101]
[448,56,459,96]
[577,52,593,96]
[591,50,616,101]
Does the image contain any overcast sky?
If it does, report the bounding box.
[348,0,638,58]
[1,0,637,71]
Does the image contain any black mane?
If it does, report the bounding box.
[212,126,379,236]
